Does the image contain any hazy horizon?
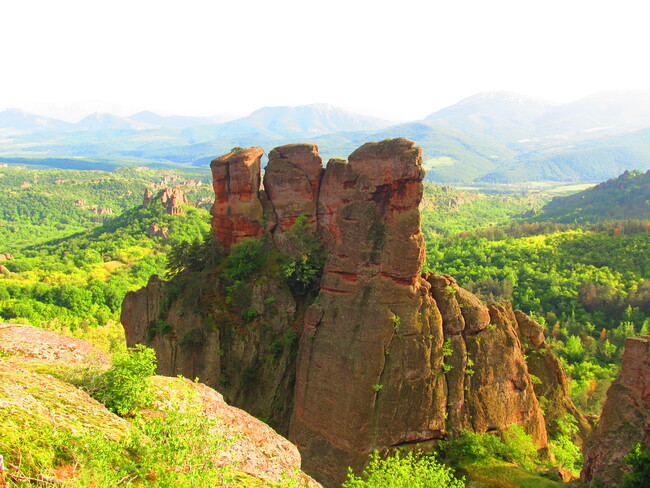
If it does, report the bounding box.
[3,0,649,122]
[4,89,650,126]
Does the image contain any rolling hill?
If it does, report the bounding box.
[531,169,650,223]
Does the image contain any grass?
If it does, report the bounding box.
[460,459,565,488]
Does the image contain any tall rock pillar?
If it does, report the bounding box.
[210,147,264,249]
[290,139,447,486]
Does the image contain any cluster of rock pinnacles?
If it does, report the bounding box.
[122,139,648,487]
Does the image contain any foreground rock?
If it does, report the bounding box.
[122,140,587,487]
[581,336,650,485]
[0,324,320,487]
[0,322,110,368]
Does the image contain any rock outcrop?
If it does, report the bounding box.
[143,187,190,215]
[0,323,110,368]
[0,324,321,487]
[147,222,169,238]
[122,139,586,487]
[210,148,264,249]
[159,187,189,215]
[582,336,650,485]
[143,188,153,206]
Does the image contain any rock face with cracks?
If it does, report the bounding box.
[581,336,650,486]
[122,139,586,488]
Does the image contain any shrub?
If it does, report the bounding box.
[242,307,260,322]
[90,344,157,416]
[623,443,650,488]
[223,238,266,281]
[282,253,323,293]
[147,318,173,339]
[281,215,325,294]
[499,425,538,470]
[179,328,207,349]
[550,414,582,475]
[343,450,464,488]
[166,232,223,278]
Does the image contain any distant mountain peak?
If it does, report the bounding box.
[222,103,393,137]
[0,108,71,133]
[75,112,148,130]
[456,91,556,105]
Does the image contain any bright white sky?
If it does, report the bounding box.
[2,0,649,122]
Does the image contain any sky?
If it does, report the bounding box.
[2,0,649,122]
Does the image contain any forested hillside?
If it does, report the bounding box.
[0,165,213,251]
[530,169,650,223]
[0,165,214,345]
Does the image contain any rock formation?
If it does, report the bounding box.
[582,335,650,485]
[159,187,189,215]
[122,139,586,487]
[143,188,153,206]
[143,187,190,215]
[210,148,264,249]
[147,222,169,238]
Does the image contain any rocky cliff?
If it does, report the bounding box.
[581,335,650,485]
[121,139,587,487]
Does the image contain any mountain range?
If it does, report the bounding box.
[2,91,650,184]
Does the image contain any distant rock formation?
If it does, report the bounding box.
[147,223,169,238]
[122,139,586,487]
[89,206,113,214]
[582,336,650,485]
[143,187,190,216]
[143,188,153,207]
[159,187,189,216]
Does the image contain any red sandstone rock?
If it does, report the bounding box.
[0,323,110,368]
[147,223,169,238]
[143,188,153,206]
[514,310,546,347]
[513,310,591,442]
[582,336,650,485]
[210,148,264,249]
[122,139,580,488]
[159,187,189,215]
[264,143,323,232]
